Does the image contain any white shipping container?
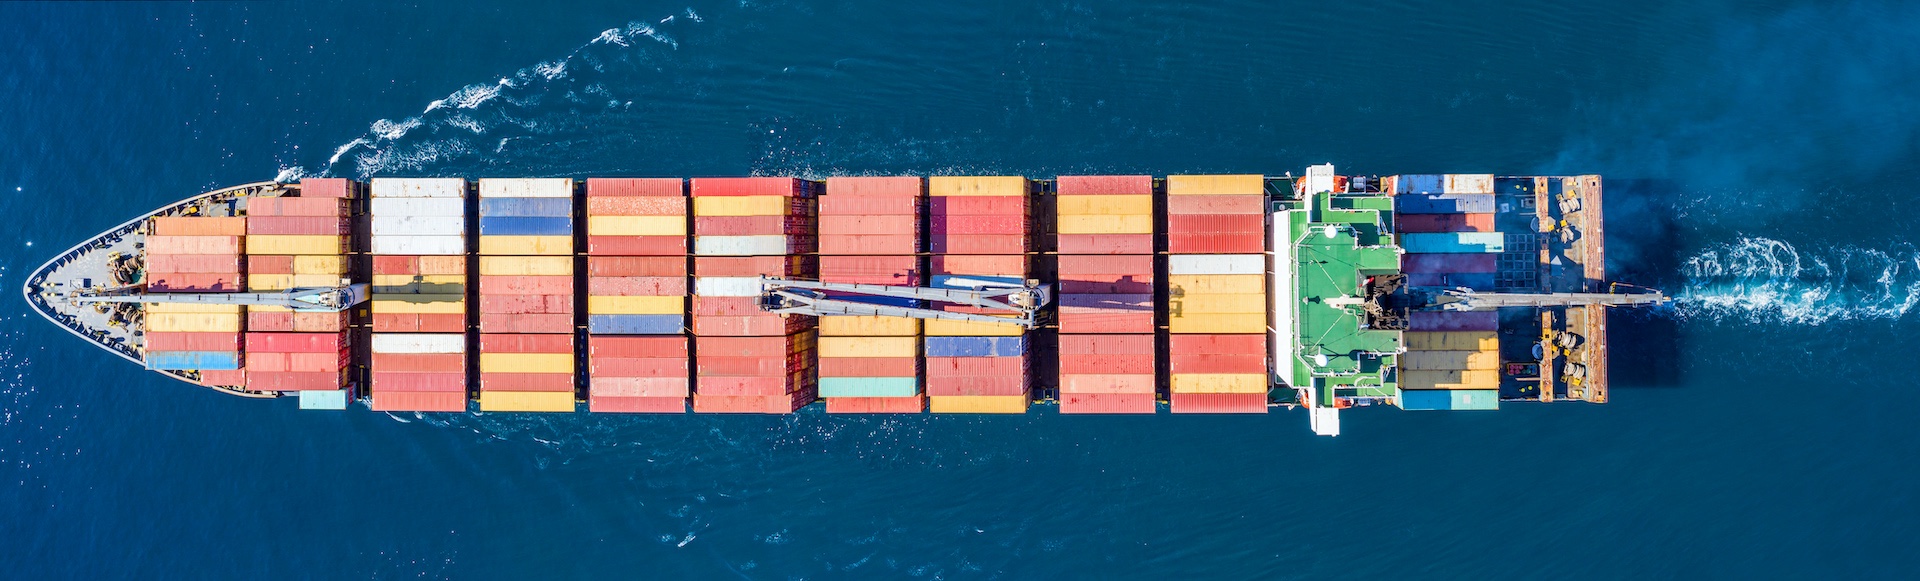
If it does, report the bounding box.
[1443,174,1496,195]
[693,277,765,297]
[479,178,573,198]
[371,333,466,354]
[372,235,466,255]
[1169,254,1265,275]
[693,235,792,256]
[371,198,466,217]
[371,216,465,236]
[372,177,467,198]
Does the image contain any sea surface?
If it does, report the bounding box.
[3,1,1918,578]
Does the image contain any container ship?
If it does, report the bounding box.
[21,165,1664,435]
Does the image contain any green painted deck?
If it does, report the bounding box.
[1290,189,1401,401]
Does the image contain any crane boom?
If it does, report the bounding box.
[71,284,370,312]
[1429,287,1669,311]
[759,276,1050,329]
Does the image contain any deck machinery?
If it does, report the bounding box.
[21,166,1663,435]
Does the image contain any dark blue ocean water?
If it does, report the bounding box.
[4,1,1919,578]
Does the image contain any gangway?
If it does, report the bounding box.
[758,276,1051,329]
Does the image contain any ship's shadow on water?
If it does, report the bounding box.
[1602,177,1686,389]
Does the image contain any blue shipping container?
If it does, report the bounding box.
[146,351,242,371]
[930,274,1025,290]
[588,314,685,335]
[925,336,1027,357]
[1398,174,1444,194]
[823,292,921,308]
[1394,194,1496,214]
[1401,232,1504,254]
[1405,272,1497,290]
[479,216,574,236]
[481,197,573,217]
[818,377,921,398]
[298,389,351,410]
[1399,388,1499,411]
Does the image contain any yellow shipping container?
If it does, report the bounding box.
[245,235,345,255]
[479,353,574,374]
[819,336,918,359]
[1170,293,1267,314]
[478,391,575,413]
[928,395,1029,414]
[479,256,573,276]
[587,295,683,315]
[143,303,241,314]
[290,255,350,275]
[248,273,345,291]
[692,195,790,217]
[479,235,572,256]
[1057,195,1151,216]
[1056,215,1152,235]
[1167,174,1264,195]
[372,274,465,294]
[371,295,466,314]
[1168,313,1266,334]
[1401,350,1500,371]
[1167,274,1264,294]
[1404,332,1499,351]
[929,176,1027,197]
[1170,373,1268,394]
[586,215,686,236]
[819,315,920,337]
[146,313,242,333]
[924,316,1026,336]
[1400,369,1500,390]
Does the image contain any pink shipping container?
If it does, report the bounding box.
[690,177,813,197]
[1059,393,1156,414]
[371,372,467,392]
[1167,194,1264,215]
[825,396,925,414]
[1169,393,1268,414]
[590,256,688,277]
[246,216,350,235]
[589,335,689,358]
[590,396,688,413]
[479,313,574,334]
[691,389,816,413]
[151,217,248,236]
[248,197,351,217]
[245,332,345,353]
[145,332,241,352]
[1056,175,1151,195]
[1408,310,1499,332]
[1056,234,1154,255]
[147,255,242,274]
[480,373,574,392]
[370,391,467,412]
[924,375,1028,397]
[1058,374,1155,394]
[591,377,691,397]
[818,196,921,215]
[245,371,345,391]
[818,255,921,285]
[147,273,244,292]
[480,333,573,353]
[1401,253,1498,274]
[1397,213,1496,233]
[587,236,687,256]
[298,177,361,199]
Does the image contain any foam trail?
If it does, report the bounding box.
[1676,237,1920,325]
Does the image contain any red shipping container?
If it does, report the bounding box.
[691,389,815,414]
[1169,393,1268,414]
[696,354,809,377]
[695,334,809,356]
[1401,253,1498,274]
[480,333,574,353]
[825,176,922,197]
[691,296,767,316]
[1059,374,1155,394]
[1059,393,1156,414]
[198,369,246,387]
[1058,255,1152,278]
[694,215,811,236]
[373,353,466,373]
[148,273,244,292]
[1056,234,1153,255]
[586,196,686,216]
[1166,232,1264,254]
[589,256,688,277]
[480,294,573,315]
[1397,213,1495,233]
[694,256,812,278]
[691,314,810,338]
[245,352,289,372]
[587,177,683,197]
[1167,194,1265,215]
[372,372,467,392]
[1168,213,1264,235]
[818,357,919,378]
[479,275,573,296]
[246,371,343,391]
[924,356,1025,376]
[250,197,349,217]
[590,357,688,377]
[246,332,345,353]
[1059,353,1153,375]
[1060,333,1154,354]
[589,335,689,358]
[370,391,467,412]
[587,236,689,256]
[588,276,686,296]
[924,376,1028,396]
[289,312,350,333]
[590,376,691,397]
[825,396,925,414]
[818,215,918,235]
[147,254,242,274]
[690,177,808,197]
[373,313,467,334]
[928,196,1027,216]
[247,216,349,235]
[146,332,240,352]
[299,177,356,199]
[1057,311,1155,334]
[930,215,1025,235]
[480,313,573,334]
[818,235,921,255]
[929,234,1029,255]
[373,255,467,276]
[818,195,920,216]
[696,374,809,396]
[1056,175,1152,195]
[931,255,1027,276]
[247,255,296,274]
[287,352,349,372]
[1169,352,1266,374]
[248,311,294,332]
[590,395,687,413]
[480,373,574,392]
[818,255,920,284]
[1059,264,1153,294]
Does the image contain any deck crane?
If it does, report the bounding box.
[758,276,1051,329]
[68,284,370,313]
[1425,287,1670,311]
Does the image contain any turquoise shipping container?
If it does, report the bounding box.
[818,377,921,398]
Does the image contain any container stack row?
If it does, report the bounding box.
[1054,176,1155,414]
[817,177,926,413]
[690,177,819,413]
[1393,173,1499,290]
[240,179,357,407]
[1398,331,1501,405]
[476,178,576,413]
[144,216,246,379]
[585,178,690,413]
[368,178,469,412]
[1165,175,1269,413]
[924,176,1031,414]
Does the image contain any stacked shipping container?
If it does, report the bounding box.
[1391,174,1502,398]
[1165,175,1269,413]
[817,177,925,413]
[144,216,246,381]
[1054,176,1155,414]
[368,178,469,412]
[239,179,357,405]
[924,176,1031,414]
[476,178,576,412]
[585,178,691,413]
[689,178,819,413]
